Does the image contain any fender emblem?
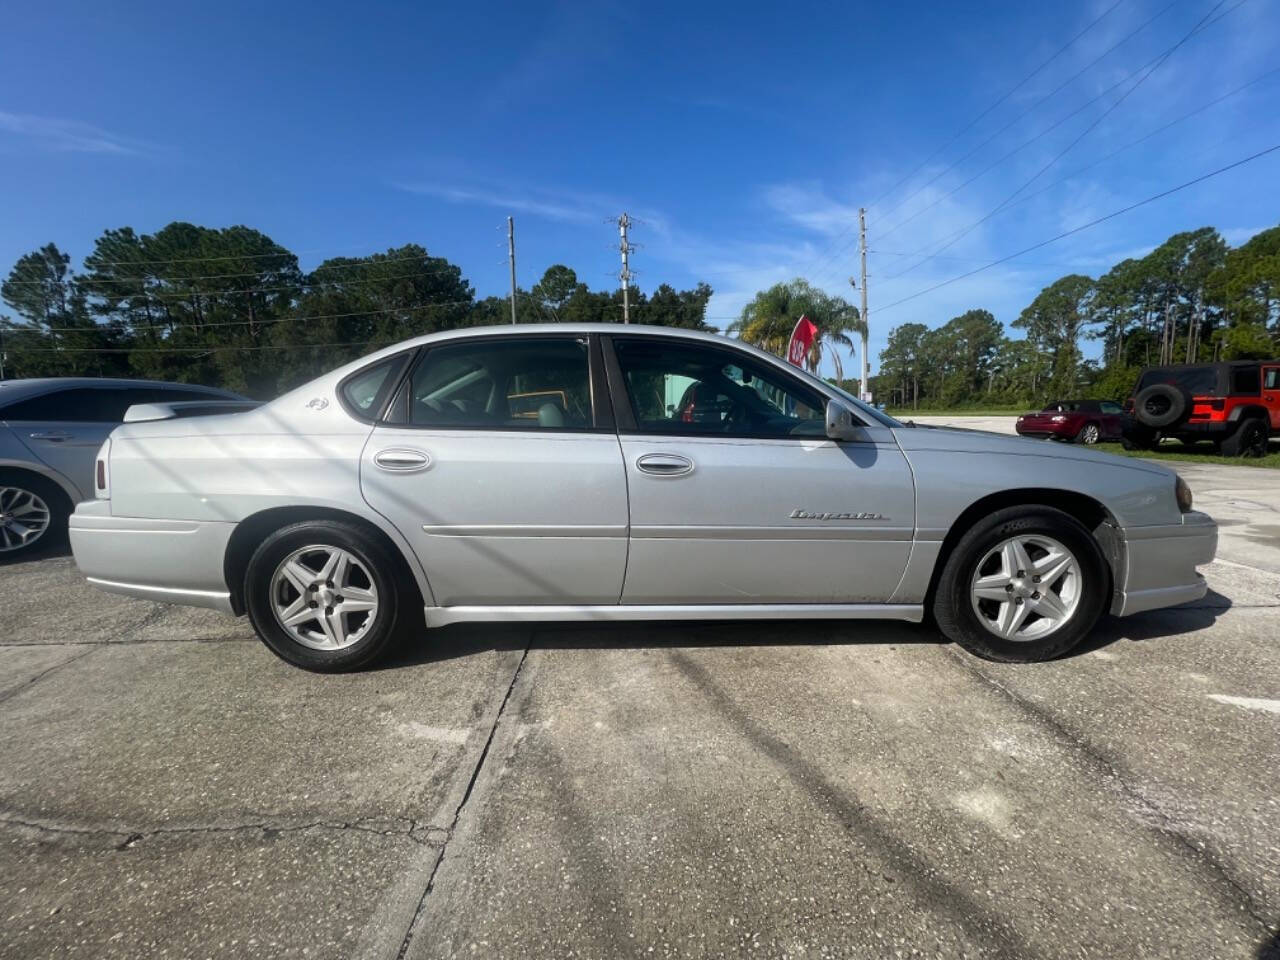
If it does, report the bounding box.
[306,397,329,411]
[790,508,886,521]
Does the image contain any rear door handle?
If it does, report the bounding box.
[373,448,432,472]
[29,431,73,442]
[636,453,694,476]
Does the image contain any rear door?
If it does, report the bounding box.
[359,334,629,606]
[604,335,915,605]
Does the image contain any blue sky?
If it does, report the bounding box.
[2,0,1278,377]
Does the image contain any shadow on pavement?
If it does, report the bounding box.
[1258,928,1280,960]
[378,590,1232,670]
[0,537,71,567]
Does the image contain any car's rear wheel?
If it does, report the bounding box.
[244,520,407,671]
[0,474,67,559]
[932,506,1110,663]
[1220,417,1268,458]
[1076,422,1101,445]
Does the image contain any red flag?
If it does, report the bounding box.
[786,315,818,367]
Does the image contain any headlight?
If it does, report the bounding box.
[1175,474,1193,513]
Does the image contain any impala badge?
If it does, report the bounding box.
[306,397,329,411]
[790,508,886,521]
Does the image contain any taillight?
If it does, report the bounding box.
[94,438,111,499]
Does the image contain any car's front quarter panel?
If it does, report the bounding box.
[890,427,1213,614]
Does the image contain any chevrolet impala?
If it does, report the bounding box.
[69,324,1217,671]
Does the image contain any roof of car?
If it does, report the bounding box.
[0,377,239,403]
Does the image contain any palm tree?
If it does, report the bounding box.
[729,278,864,379]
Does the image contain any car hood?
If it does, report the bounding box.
[890,424,1173,477]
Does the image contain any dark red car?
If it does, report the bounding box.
[1015,400,1125,445]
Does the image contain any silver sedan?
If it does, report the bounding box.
[69,325,1216,671]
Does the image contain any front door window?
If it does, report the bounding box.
[611,338,826,438]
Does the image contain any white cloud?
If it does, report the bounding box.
[0,111,146,154]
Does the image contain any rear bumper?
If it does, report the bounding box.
[1112,510,1217,617]
[69,501,236,613]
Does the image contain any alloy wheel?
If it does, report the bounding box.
[0,486,52,553]
[970,534,1082,642]
[1080,424,1100,444]
[270,544,379,650]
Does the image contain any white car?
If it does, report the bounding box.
[69,325,1216,671]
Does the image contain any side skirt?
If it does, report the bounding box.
[423,603,924,629]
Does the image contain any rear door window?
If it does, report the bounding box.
[407,338,593,430]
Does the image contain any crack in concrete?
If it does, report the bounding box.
[0,812,439,847]
[0,646,97,703]
[2,635,257,648]
[948,649,1277,938]
[393,638,532,960]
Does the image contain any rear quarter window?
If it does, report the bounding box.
[1231,368,1260,395]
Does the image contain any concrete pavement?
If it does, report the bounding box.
[2,460,1278,958]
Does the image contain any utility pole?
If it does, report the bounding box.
[507,216,517,324]
[858,207,869,401]
[616,213,633,324]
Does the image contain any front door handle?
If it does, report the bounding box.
[373,448,432,472]
[29,431,73,442]
[636,453,694,476]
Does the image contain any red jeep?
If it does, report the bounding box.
[1123,360,1280,457]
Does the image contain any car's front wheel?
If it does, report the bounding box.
[932,506,1110,663]
[244,520,408,671]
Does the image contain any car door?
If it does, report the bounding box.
[1263,367,1280,431]
[1099,400,1125,438]
[604,335,915,605]
[359,334,629,607]
[2,386,131,498]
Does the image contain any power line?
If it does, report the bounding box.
[5,298,477,334]
[875,142,1280,315]
[873,61,1280,271]
[877,0,1237,284]
[873,0,1187,229]
[5,256,465,285]
[799,0,1166,283]
[868,0,1131,214]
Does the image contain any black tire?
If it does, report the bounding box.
[0,471,70,560]
[244,519,408,671]
[932,506,1110,663]
[1133,383,1190,428]
[1075,421,1102,445]
[1220,417,1268,458]
[1121,426,1157,451]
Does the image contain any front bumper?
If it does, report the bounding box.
[1112,510,1217,617]
[1016,422,1073,439]
[69,501,236,613]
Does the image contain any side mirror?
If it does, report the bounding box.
[825,398,865,441]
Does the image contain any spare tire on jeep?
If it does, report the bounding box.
[1133,383,1191,428]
